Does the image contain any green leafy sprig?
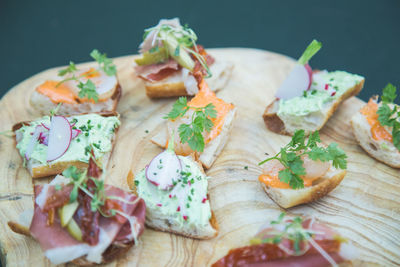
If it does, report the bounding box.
[56,49,116,102]
[163,97,217,152]
[258,130,347,189]
[251,213,314,255]
[377,83,400,151]
[142,23,212,77]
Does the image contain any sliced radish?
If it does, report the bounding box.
[146,133,182,190]
[25,126,42,160]
[46,116,72,162]
[304,63,313,90]
[71,129,81,139]
[146,150,182,190]
[276,64,312,100]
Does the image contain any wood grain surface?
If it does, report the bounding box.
[0,48,399,267]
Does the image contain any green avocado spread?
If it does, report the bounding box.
[15,114,120,165]
[134,156,212,228]
[277,71,364,117]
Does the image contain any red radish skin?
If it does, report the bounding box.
[71,129,81,139]
[275,64,311,100]
[46,116,72,162]
[304,64,313,90]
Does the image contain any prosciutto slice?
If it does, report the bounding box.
[29,183,146,264]
[212,218,357,267]
[134,59,180,82]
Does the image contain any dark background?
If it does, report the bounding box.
[1,0,399,102]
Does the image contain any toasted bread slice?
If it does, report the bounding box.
[151,108,236,169]
[261,167,346,208]
[128,158,218,239]
[13,112,120,178]
[263,74,365,136]
[30,85,122,116]
[351,109,400,168]
[144,60,233,98]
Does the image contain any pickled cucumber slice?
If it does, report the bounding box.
[58,201,79,227]
[135,47,168,66]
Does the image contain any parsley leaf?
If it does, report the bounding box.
[90,49,117,76]
[259,130,347,189]
[164,97,217,152]
[58,61,77,77]
[381,83,397,104]
[78,80,98,102]
[377,83,400,151]
[163,97,188,119]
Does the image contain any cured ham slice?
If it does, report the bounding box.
[212,216,357,267]
[28,175,146,264]
[135,59,180,82]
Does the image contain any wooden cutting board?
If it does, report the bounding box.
[0,48,399,267]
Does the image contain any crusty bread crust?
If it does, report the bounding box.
[127,160,219,239]
[151,108,236,169]
[13,112,120,178]
[30,85,122,116]
[7,221,134,266]
[351,110,400,168]
[144,60,233,98]
[261,168,346,208]
[263,79,365,136]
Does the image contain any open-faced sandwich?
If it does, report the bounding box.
[133,18,233,98]
[8,159,146,265]
[128,135,218,239]
[263,40,365,136]
[351,83,400,168]
[258,130,347,208]
[151,79,236,169]
[30,49,121,115]
[212,213,357,266]
[13,111,120,178]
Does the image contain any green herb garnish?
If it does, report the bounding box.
[298,39,322,65]
[57,49,116,102]
[90,49,117,76]
[258,130,347,189]
[251,213,313,255]
[377,83,400,151]
[163,97,217,152]
[78,80,98,102]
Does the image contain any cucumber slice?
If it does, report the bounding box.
[159,31,195,71]
[58,201,79,227]
[135,47,169,66]
[66,218,83,241]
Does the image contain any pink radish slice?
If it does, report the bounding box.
[71,129,81,139]
[46,116,72,162]
[275,64,312,100]
[146,150,182,190]
[25,126,42,160]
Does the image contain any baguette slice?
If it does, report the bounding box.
[144,60,233,98]
[151,107,236,169]
[128,158,218,239]
[263,72,365,136]
[13,112,120,178]
[30,85,122,116]
[351,105,400,168]
[261,167,346,208]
